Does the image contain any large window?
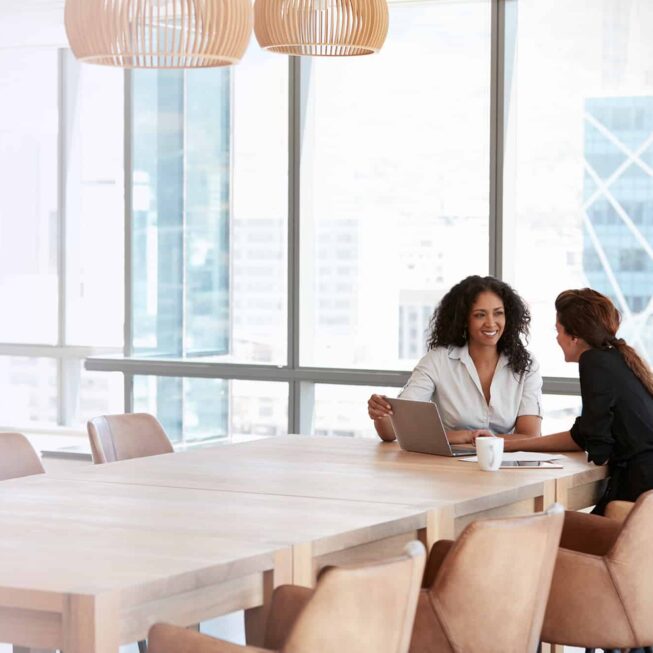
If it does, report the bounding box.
[89,0,653,440]
[6,0,653,441]
[0,49,58,344]
[0,49,124,431]
[503,0,653,377]
[312,385,398,439]
[131,68,230,358]
[128,47,288,443]
[231,47,288,365]
[65,53,125,347]
[300,0,491,370]
[131,50,288,364]
[133,376,288,443]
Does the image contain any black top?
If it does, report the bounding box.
[570,347,653,505]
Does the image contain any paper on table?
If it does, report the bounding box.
[458,451,563,463]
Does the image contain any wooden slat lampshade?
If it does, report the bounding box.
[254,0,389,56]
[64,0,253,68]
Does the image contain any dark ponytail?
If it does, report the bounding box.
[611,338,653,396]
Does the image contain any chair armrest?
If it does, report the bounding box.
[559,510,621,556]
[542,548,632,647]
[604,500,634,523]
[148,623,272,653]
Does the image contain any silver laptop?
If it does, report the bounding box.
[386,397,475,457]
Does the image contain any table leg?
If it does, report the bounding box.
[290,542,314,589]
[244,549,293,647]
[535,480,557,513]
[63,594,119,653]
[418,506,455,552]
[555,477,572,508]
[541,644,565,653]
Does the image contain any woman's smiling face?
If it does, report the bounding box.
[467,291,505,348]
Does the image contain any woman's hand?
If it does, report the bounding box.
[446,430,475,444]
[470,429,495,442]
[368,394,393,421]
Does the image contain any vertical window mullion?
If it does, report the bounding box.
[124,69,134,362]
[57,48,68,425]
[124,372,134,413]
[288,56,304,433]
[489,0,506,280]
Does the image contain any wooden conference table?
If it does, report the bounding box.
[0,435,607,652]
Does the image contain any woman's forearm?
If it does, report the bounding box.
[502,432,539,440]
[502,430,583,453]
[374,417,396,442]
[512,415,542,438]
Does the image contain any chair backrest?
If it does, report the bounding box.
[87,413,173,464]
[605,489,653,643]
[428,504,564,653]
[0,432,45,481]
[282,541,425,653]
[604,499,634,523]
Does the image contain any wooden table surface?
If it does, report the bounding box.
[0,474,428,562]
[0,473,428,652]
[0,434,608,652]
[53,435,607,527]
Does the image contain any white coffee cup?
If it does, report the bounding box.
[476,436,504,471]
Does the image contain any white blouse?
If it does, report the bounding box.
[398,345,543,434]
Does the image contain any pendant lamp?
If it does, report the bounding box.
[254,0,389,56]
[64,0,253,68]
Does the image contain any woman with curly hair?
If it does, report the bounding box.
[368,275,543,443]
[499,288,653,513]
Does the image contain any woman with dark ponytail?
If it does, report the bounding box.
[499,288,653,513]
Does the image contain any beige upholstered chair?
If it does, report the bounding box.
[148,541,426,653]
[604,499,635,523]
[542,490,653,650]
[410,504,564,653]
[87,413,173,464]
[0,432,45,481]
[203,508,562,653]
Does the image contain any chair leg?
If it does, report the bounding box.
[138,640,147,653]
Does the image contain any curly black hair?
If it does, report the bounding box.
[426,275,533,377]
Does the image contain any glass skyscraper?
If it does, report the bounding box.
[583,96,653,358]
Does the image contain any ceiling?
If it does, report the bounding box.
[0,0,66,48]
